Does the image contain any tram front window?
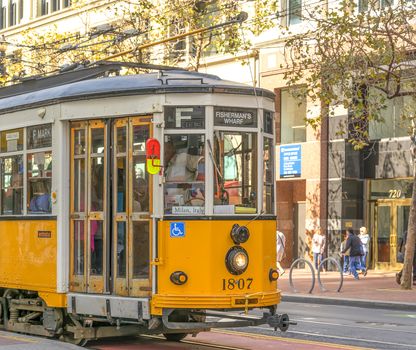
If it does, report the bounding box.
[213,132,257,214]
[164,134,205,214]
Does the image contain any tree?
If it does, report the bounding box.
[0,0,277,82]
[283,0,416,289]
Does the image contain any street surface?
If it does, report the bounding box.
[0,301,414,349]
[235,301,416,350]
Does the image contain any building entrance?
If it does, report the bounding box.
[371,199,410,270]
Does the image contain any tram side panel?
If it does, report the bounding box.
[0,220,58,293]
[152,219,279,315]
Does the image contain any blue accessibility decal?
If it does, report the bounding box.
[170,222,185,237]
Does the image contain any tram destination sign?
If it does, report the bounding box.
[164,106,205,129]
[214,107,257,127]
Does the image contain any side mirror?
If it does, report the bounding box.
[145,138,162,175]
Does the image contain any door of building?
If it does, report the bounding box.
[373,199,410,270]
[69,118,152,296]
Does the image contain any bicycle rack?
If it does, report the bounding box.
[317,257,343,292]
[288,257,344,294]
[288,258,315,294]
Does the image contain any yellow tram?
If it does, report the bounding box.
[0,64,289,345]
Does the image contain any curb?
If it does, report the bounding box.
[282,294,416,311]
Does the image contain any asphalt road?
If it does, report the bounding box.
[234,301,416,350]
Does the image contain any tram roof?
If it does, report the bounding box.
[0,70,275,114]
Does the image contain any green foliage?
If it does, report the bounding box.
[0,0,278,83]
[283,0,416,149]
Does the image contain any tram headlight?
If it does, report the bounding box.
[225,246,249,275]
[230,224,250,244]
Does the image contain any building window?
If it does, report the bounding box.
[40,0,48,16]
[0,124,53,216]
[288,0,302,25]
[51,0,59,12]
[281,89,307,144]
[368,89,412,140]
[63,0,70,8]
[9,1,16,26]
[0,3,6,29]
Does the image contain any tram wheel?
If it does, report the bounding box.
[60,334,88,347]
[163,333,188,342]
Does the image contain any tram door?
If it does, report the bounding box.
[70,118,151,296]
[113,118,151,297]
[70,121,108,293]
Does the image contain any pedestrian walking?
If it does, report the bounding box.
[342,230,366,280]
[359,226,370,270]
[276,230,286,276]
[312,230,325,270]
[340,231,350,275]
[395,231,416,286]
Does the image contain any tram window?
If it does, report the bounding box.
[73,220,85,275]
[164,134,205,214]
[1,155,23,215]
[91,128,104,154]
[90,220,103,275]
[74,129,86,155]
[263,137,274,214]
[213,132,257,214]
[117,222,127,277]
[132,221,149,279]
[91,157,104,211]
[1,128,23,153]
[133,156,149,212]
[74,158,86,212]
[27,152,52,213]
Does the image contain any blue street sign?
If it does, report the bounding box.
[280,144,302,178]
[170,222,185,237]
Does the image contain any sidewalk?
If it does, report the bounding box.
[278,269,416,310]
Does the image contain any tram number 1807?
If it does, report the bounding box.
[222,278,253,290]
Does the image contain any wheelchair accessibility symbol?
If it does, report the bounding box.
[170,222,185,237]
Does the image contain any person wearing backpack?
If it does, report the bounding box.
[342,230,367,280]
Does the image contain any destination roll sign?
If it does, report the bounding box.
[214,107,257,127]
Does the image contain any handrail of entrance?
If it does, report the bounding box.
[288,258,315,294]
[317,257,343,293]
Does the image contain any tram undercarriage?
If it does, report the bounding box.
[0,289,290,346]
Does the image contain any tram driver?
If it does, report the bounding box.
[164,135,205,212]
